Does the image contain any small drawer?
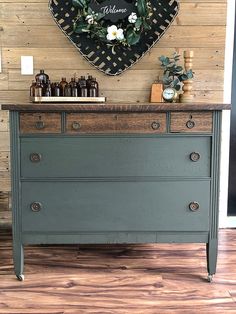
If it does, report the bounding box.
[66,113,167,134]
[170,112,213,133]
[20,113,61,134]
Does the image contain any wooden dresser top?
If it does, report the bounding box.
[1,103,231,112]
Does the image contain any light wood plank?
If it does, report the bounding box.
[0,132,10,151]
[2,47,225,71]
[0,111,9,131]
[0,152,9,172]
[0,26,226,48]
[0,3,226,26]
[0,171,10,191]
[0,90,224,104]
[7,70,224,91]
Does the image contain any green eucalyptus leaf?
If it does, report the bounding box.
[74,23,90,33]
[175,84,181,91]
[186,69,194,79]
[174,66,183,72]
[178,74,189,81]
[72,0,87,9]
[87,7,93,14]
[162,74,173,85]
[159,56,170,66]
[126,29,141,46]
[137,0,148,16]
[171,78,180,87]
[95,27,108,42]
[159,56,166,62]
[135,18,142,29]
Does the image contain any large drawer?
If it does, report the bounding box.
[21,181,210,233]
[20,137,211,178]
[66,113,167,134]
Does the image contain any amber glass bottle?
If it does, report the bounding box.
[88,81,97,97]
[86,75,93,89]
[59,78,68,96]
[92,77,99,97]
[30,81,36,97]
[72,81,79,97]
[35,70,49,85]
[64,84,72,97]
[54,83,60,97]
[45,80,52,97]
[78,76,88,97]
[34,80,43,97]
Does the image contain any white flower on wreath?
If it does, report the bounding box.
[128,12,138,23]
[86,15,94,25]
[107,25,124,41]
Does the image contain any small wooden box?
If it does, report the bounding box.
[150,83,163,103]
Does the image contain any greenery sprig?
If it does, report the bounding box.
[72,0,153,49]
[159,53,194,91]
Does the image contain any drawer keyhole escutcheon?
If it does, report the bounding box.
[151,122,160,130]
[35,121,45,130]
[186,120,195,129]
[30,153,42,163]
[31,202,42,212]
[72,121,81,130]
[190,152,201,162]
[189,202,200,212]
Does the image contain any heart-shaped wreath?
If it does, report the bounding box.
[49,0,179,76]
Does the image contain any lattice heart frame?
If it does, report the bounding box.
[49,0,180,76]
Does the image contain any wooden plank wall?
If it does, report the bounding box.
[0,0,227,225]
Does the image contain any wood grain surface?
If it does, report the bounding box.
[66,113,167,134]
[20,113,62,134]
[2,103,231,112]
[170,112,213,133]
[0,229,236,313]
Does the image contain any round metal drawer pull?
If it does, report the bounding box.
[72,121,81,130]
[151,121,160,130]
[186,120,195,129]
[30,202,42,212]
[35,121,45,130]
[189,202,200,212]
[30,153,42,163]
[190,152,201,162]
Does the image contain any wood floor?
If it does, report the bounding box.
[1,229,236,313]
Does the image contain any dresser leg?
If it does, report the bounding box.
[13,242,24,281]
[206,238,218,281]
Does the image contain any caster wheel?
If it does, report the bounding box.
[17,274,24,281]
[207,274,213,283]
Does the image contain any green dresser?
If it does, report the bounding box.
[2,102,230,282]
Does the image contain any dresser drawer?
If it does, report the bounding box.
[20,137,211,178]
[170,112,213,133]
[21,181,210,233]
[20,113,62,134]
[66,113,167,134]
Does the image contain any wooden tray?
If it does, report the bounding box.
[30,96,106,103]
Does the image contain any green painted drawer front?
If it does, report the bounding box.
[20,137,211,178]
[21,181,210,233]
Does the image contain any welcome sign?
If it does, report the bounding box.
[90,0,135,23]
